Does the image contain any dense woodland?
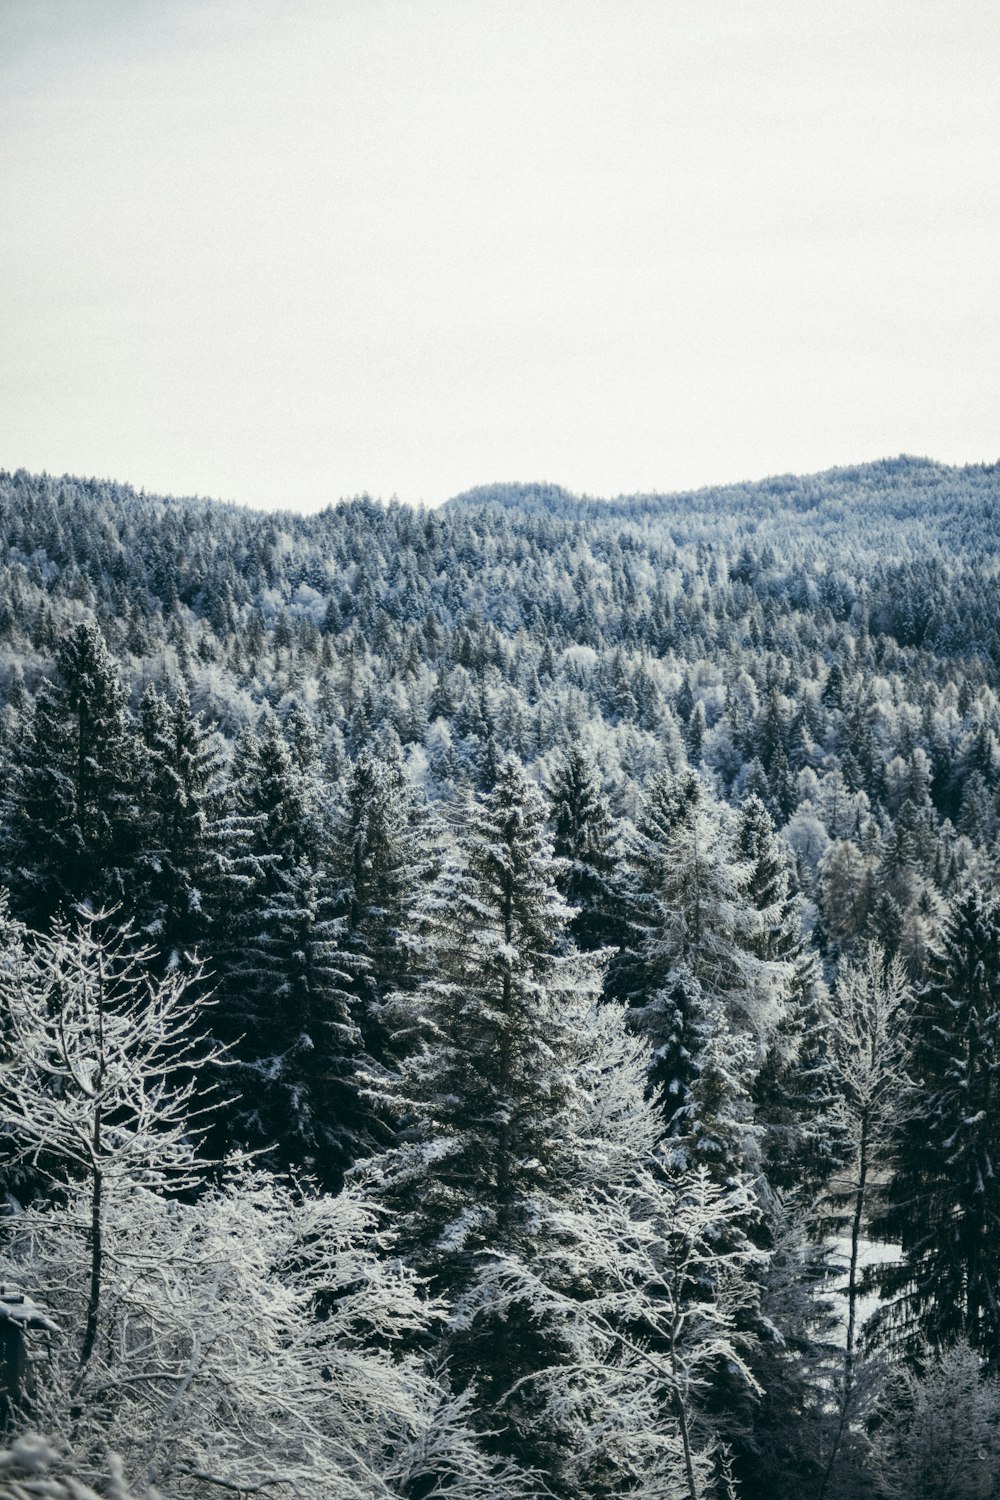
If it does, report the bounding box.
[0,457,999,1497]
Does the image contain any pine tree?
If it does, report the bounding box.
[213,706,353,1179]
[876,886,1000,1366]
[371,756,593,1478]
[737,796,840,1194]
[609,771,789,1162]
[373,755,759,1497]
[681,998,758,1186]
[1,623,141,927]
[133,684,232,969]
[328,750,442,1168]
[546,744,624,953]
[378,756,573,1271]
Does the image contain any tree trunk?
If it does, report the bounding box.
[818,1110,870,1500]
[79,1110,103,1370]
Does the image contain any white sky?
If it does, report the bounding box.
[1,0,998,511]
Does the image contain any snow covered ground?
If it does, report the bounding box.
[828,1235,900,1339]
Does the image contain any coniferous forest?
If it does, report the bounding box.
[1,457,1000,1497]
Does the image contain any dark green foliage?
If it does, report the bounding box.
[383,757,571,1271]
[134,684,232,967]
[212,706,354,1179]
[738,796,845,1193]
[546,744,623,953]
[327,749,442,1167]
[372,756,586,1476]
[876,886,1000,1366]
[1,623,140,926]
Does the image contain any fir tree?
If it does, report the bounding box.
[1,623,141,927]
[329,750,442,1163]
[876,886,1000,1366]
[213,706,353,1179]
[374,755,762,1497]
[371,756,591,1478]
[133,684,232,969]
[546,744,624,953]
[610,771,788,1161]
[737,796,840,1194]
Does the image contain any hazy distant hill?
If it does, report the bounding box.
[447,456,1000,554]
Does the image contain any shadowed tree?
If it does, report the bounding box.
[2,623,141,927]
[876,886,1000,1367]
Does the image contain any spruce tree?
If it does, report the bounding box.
[372,756,589,1477]
[213,706,352,1179]
[373,755,757,1497]
[609,771,789,1163]
[546,743,623,953]
[876,885,1000,1365]
[737,795,841,1194]
[1,623,141,927]
[134,684,232,969]
[328,749,442,1167]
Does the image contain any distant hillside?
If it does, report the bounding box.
[447,457,1000,556]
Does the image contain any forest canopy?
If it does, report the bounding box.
[0,458,999,1498]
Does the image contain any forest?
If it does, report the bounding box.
[0,456,999,1498]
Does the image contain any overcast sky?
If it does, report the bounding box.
[2,1,998,511]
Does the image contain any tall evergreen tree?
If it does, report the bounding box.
[378,756,573,1273]
[326,750,443,1169]
[737,796,841,1194]
[213,706,352,1179]
[876,885,1000,1366]
[546,744,624,953]
[372,756,591,1478]
[374,755,758,1497]
[134,684,232,969]
[609,771,789,1164]
[1,623,141,927]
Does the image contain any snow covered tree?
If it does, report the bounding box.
[735,1196,842,1500]
[876,887,1000,1365]
[213,706,353,1179]
[1,624,141,928]
[0,912,521,1500]
[0,1437,149,1500]
[370,757,609,1480]
[609,770,789,1166]
[283,697,321,772]
[374,781,761,1498]
[819,839,876,953]
[680,999,758,1189]
[0,909,221,1372]
[520,980,768,1500]
[545,744,624,953]
[332,749,441,1071]
[480,1155,764,1500]
[869,1341,1000,1500]
[736,796,838,1194]
[4,1172,528,1499]
[133,684,232,969]
[326,750,443,1169]
[372,759,574,1288]
[817,944,912,1500]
